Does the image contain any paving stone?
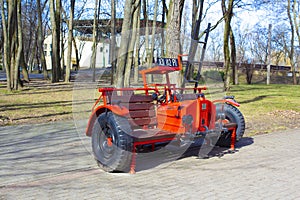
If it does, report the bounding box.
[0,122,299,199]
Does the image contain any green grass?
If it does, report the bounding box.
[227,84,300,114]
[226,84,300,135]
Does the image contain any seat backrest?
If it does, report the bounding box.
[108,92,157,129]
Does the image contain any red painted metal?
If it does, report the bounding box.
[212,99,240,107]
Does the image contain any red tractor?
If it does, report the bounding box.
[86,21,245,173]
[85,53,245,173]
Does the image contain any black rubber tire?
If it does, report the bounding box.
[216,104,246,141]
[91,112,133,172]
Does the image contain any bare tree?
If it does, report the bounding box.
[149,0,158,68]
[65,0,75,83]
[14,0,23,89]
[90,0,100,82]
[110,0,116,84]
[114,0,140,88]
[287,0,297,85]
[185,0,204,80]
[37,0,49,80]
[208,30,223,61]
[161,0,168,56]
[0,0,23,91]
[49,0,62,83]
[133,13,141,84]
[221,0,234,91]
[143,0,150,65]
[230,27,237,85]
[124,0,140,87]
[165,0,185,86]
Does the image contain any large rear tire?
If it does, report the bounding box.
[92,112,133,172]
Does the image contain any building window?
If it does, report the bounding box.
[44,44,47,49]
[49,51,52,56]
[100,47,103,52]
[44,51,47,56]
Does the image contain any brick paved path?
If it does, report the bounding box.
[0,121,299,199]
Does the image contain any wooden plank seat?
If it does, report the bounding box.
[107,92,158,129]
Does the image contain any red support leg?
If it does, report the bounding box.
[130,144,137,174]
[230,126,236,151]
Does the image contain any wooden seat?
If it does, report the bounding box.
[107,91,157,129]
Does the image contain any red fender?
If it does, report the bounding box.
[212,99,240,107]
[85,105,129,137]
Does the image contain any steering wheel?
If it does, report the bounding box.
[157,93,166,103]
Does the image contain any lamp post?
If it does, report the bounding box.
[267,24,272,85]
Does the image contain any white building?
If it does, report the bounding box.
[44,35,111,70]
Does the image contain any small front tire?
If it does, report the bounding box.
[216,104,246,147]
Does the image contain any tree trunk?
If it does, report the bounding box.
[245,63,254,85]
[37,0,48,80]
[287,0,296,85]
[49,0,61,83]
[1,0,24,91]
[55,0,61,80]
[110,0,116,84]
[165,0,185,87]
[134,11,141,84]
[186,0,204,80]
[124,0,140,87]
[20,50,29,82]
[266,24,272,85]
[161,0,167,56]
[114,0,134,88]
[230,27,237,85]
[60,25,65,80]
[14,0,23,90]
[143,0,152,83]
[90,0,99,82]
[222,0,234,91]
[149,0,158,68]
[1,0,12,91]
[65,0,75,83]
[72,37,80,70]
[291,0,299,85]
